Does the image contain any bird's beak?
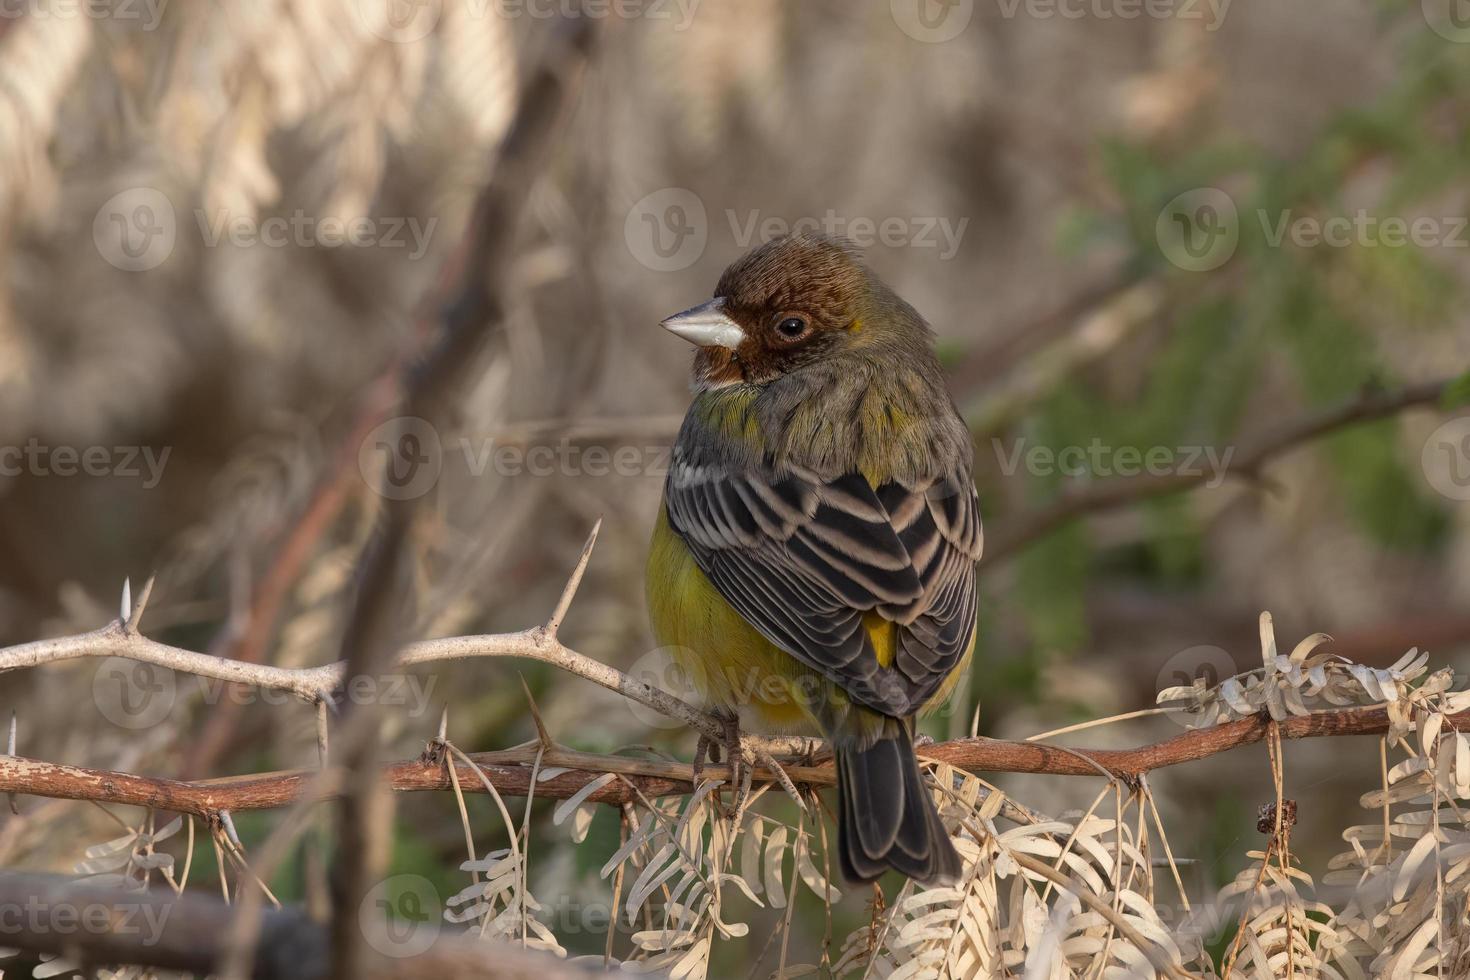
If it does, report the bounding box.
[661,297,745,350]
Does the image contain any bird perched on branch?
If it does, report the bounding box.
[646,234,982,885]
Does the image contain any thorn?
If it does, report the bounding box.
[125,573,158,635]
[5,712,16,815]
[518,674,553,750]
[120,578,132,627]
[437,704,449,742]
[316,701,329,770]
[544,517,602,638]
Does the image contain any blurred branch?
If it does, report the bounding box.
[489,413,685,447]
[1317,612,1470,667]
[984,377,1459,564]
[946,267,1142,404]
[962,280,1164,433]
[185,383,394,779]
[323,13,600,978]
[0,872,596,980]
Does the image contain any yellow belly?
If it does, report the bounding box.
[645,507,972,734]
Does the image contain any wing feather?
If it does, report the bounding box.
[663,448,982,716]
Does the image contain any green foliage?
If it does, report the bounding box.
[1270,276,1448,550]
[1137,497,1207,586]
[961,592,1044,722]
[1001,11,1465,586]
[1442,369,1470,409]
[1010,385,1100,656]
[1125,298,1241,448]
[1015,522,1090,656]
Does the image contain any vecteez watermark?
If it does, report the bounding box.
[0,440,169,488]
[356,416,674,500]
[0,894,171,946]
[362,875,442,958]
[623,646,968,729]
[889,0,974,42]
[353,0,699,43]
[1155,644,1238,727]
[92,659,438,730]
[357,423,1245,501]
[1257,210,1470,250]
[92,187,439,273]
[1423,414,1470,502]
[992,0,1229,29]
[992,437,1236,488]
[1155,188,1240,273]
[494,0,698,25]
[459,439,670,480]
[0,0,167,30]
[1156,186,1470,272]
[889,0,1228,43]
[1422,0,1470,43]
[195,210,437,260]
[624,189,970,272]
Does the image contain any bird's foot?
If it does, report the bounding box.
[797,736,831,767]
[720,712,745,789]
[692,711,746,789]
[692,732,716,787]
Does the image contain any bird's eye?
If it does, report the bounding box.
[775,316,809,340]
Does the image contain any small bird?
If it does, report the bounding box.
[646,234,982,885]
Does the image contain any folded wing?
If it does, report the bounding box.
[664,455,982,717]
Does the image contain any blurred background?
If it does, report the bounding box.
[1,0,1469,972]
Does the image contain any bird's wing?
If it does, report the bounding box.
[664,458,981,717]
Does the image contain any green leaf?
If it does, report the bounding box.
[1440,370,1470,410]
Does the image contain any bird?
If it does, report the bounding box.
[645,233,982,885]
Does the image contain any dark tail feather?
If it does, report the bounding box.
[836,727,961,886]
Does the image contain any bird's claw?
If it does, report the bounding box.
[722,713,745,789]
[693,713,745,786]
[692,713,757,821]
[692,733,715,787]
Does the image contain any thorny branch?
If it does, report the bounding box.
[0,700,1455,814]
[0,522,721,742]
